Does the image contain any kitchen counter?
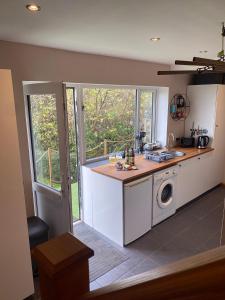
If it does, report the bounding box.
[91,147,214,182]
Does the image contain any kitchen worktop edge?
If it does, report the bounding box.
[91,147,214,183]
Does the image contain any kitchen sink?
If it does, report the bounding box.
[171,151,186,157]
[145,150,186,162]
[161,151,186,157]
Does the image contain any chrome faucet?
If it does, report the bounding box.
[167,132,175,151]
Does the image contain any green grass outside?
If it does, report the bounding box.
[71,182,79,220]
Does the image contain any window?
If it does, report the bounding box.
[79,85,156,161]
[83,88,136,159]
[28,94,61,190]
[139,90,154,143]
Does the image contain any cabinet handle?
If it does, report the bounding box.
[179,164,182,167]
[198,157,201,160]
[125,177,151,187]
[216,124,219,128]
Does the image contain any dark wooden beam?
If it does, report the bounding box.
[158,70,198,75]
[193,57,225,66]
[158,70,225,75]
[175,60,211,66]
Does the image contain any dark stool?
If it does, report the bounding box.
[27,216,49,276]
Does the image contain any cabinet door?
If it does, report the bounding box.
[186,85,217,142]
[176,157,198,208]
[196,153,214,195]
[124,176,152,245]
[176,153,216,209]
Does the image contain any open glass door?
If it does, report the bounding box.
[24,82,73,237]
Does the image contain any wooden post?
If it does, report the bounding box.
[104,139,108,155]
[47,148,52,186]
[32,233,94,300]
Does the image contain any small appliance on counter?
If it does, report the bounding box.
[136,131,146,153]
[180,137,195,148]
[197,135,210,149]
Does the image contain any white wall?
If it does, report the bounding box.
[0,40,190,216]
[0,69,34,299]
[157,87,169,146]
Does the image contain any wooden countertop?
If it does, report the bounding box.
[91,147,214,182]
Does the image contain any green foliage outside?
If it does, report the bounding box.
[83,88,136,159]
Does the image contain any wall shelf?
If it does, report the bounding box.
[170,93,190,121]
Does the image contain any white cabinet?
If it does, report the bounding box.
[82,166,153,246]
[81,166,124,246]
[176,152,214,209]
[124,175,152,245]
[186,85,225,185]
[176,157,198,208]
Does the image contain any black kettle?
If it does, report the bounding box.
[197,135,210,149]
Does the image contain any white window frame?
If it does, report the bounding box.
[66,83,157,164]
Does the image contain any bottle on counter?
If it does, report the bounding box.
[125,148,129,165]
[129,148,135,166]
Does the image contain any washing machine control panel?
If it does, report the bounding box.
[154,167,177,182]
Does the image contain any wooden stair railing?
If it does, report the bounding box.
[33,233,225,300]
[220,199,225,246]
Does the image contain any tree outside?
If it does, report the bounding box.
[83,88,136,159]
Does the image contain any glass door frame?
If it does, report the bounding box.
[65,84,82,222]
[24,82,73,236]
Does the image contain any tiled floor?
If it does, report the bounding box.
[32,185,225,298]
[75,185,225,291]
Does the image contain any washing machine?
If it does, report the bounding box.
[152,166,178,226]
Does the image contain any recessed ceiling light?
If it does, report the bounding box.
[150,37,160,42]
[26,4,41,12]
[200,50,208,53]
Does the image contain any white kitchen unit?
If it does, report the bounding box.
[124,176,152,245]
[176,152,214,208]
[81,165,152,246]
[176,84,225,209]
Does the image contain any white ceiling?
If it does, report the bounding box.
[0,0,225,64]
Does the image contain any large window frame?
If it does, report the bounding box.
[66,83,157,164]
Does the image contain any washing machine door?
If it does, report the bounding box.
[157,179,174,208]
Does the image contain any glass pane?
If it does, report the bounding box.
[83,88,136,159]
[29,94,61,190]
[161,184,172,203]
[139,90,153,143]
[66,88,80,221]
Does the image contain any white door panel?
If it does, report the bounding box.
[24,82,72,237]
[124,176,152,245]
[176,157,199,208]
